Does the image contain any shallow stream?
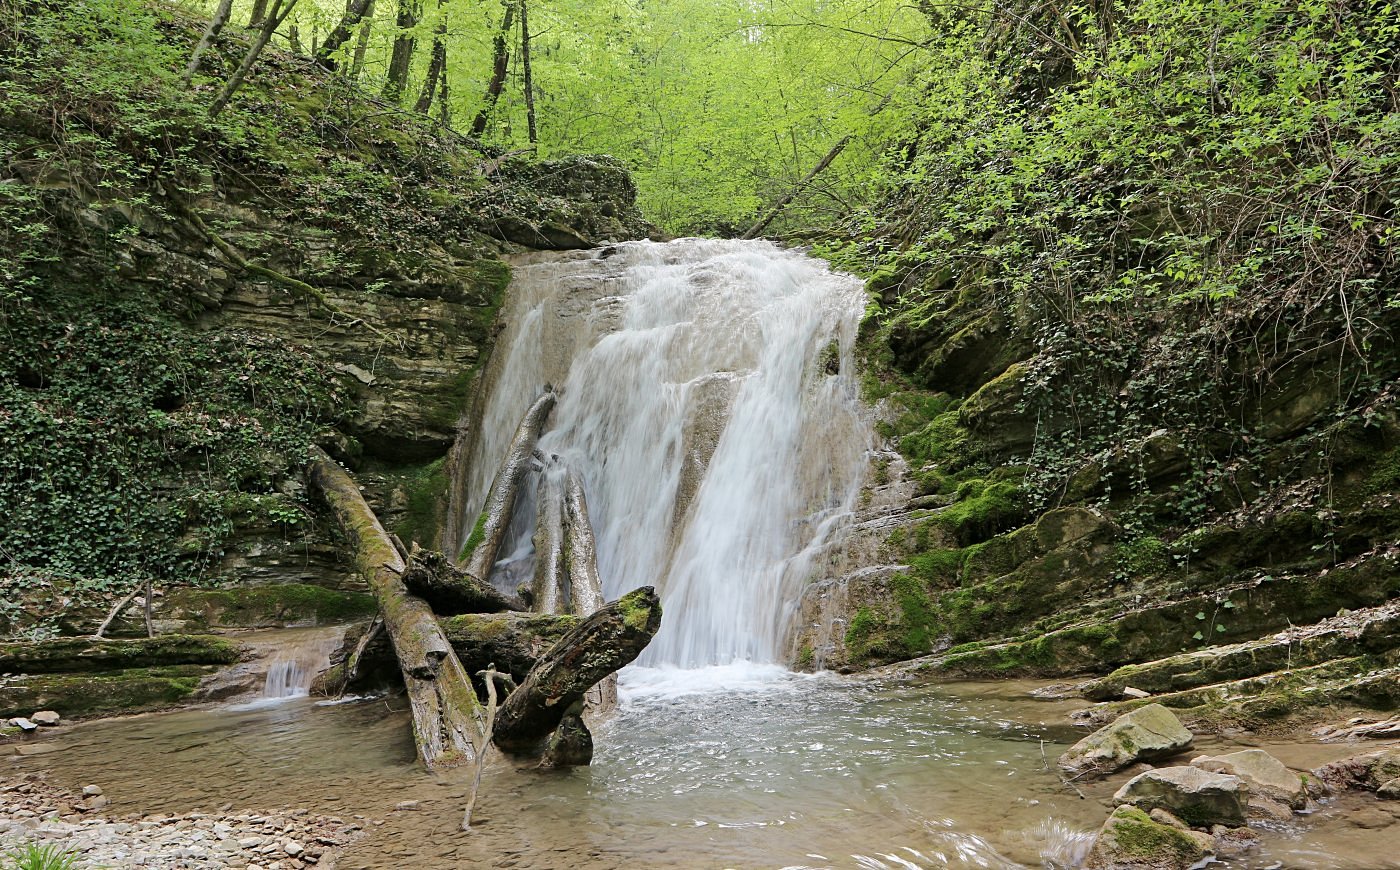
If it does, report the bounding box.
[16,668,1400,869]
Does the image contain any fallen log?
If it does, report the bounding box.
[309,448,484,769]
[532,463,569,614]
[0,635,243,675]
[315,612,579,696]
[563,467,616,714]
[493,586,661,755]
[460,390,556,578]
[402,546,527,615]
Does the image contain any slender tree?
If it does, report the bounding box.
[316,0,374,68]
[350,0,376,76]
[182,0,235,86]
[470,0,516,138]
[414,3,448,116]
[209,0,300,118]
[382,0,421,103]
[247,0,269,27]
[520,0,536,143]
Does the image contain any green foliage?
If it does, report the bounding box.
[394,457,449,547]
[0,291,343,592]
[3,843,80,870]
[934,479,1026,546]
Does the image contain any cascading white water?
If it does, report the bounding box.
[461,239,871,670]
[258,629,344,700]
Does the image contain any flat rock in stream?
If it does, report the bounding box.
[1113,766,1249,827]
[1059,703,1194,778]
[1191,749,1306,808]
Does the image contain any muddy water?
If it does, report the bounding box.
[15,670,1400,869]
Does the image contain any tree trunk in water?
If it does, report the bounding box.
[459,389,556,578]
[520,0,537,143]
[402,546,527,614]
[493,587,661,755]
[563,467,616,713]
[531,462,568,614]
[318,611,579,696]
[210,0,300,119]
[308,449,484,769]
[470,0,516,139]
[382,0,421,104]
[316,0,374,69]
[183,0,235,86]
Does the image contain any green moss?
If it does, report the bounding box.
[617,588,660,632]
[461,512,489,561]
[1367,445,1400,495]
[1101,806,1201,862]
[0,664,219,720]
[934,478,1027,546]
[163,584,377,629]
[393,457,449,547]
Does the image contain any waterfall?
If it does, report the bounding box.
[258,629,344,700]
[459,239,871,669]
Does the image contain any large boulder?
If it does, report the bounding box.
[1314,748,1400,794]
[1059,703,1194,778]
[1114,767,1249,827]
[1084,806,1209,870]
[1192,749,1306,809]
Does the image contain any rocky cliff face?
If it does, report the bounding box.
[0,5,651,637]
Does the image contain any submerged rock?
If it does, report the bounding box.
[1191,749,1306,808]
[1059,703,1194,778]
[1113,766,1249,827]
[1084,805,1209,870]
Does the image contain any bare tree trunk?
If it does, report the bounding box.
[459,389,556,578]
[350,0,376,75]
[563,467,616,714]
[288,23,305,53]
[382,0,421,103]
[414,19,448,115]
[493,587,661,756]
[437,64,451,125]
[183,0,235,86]
[531,462,568,614]
[247,0,270,28]
[309,449,484,769]
[520,0,537,143]
[316,0,374,69]
[741,134,851,240]
[470,0,516,138]
[210,0,301,119]
[92,585,143,640]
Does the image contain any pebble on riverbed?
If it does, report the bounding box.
[0,773,367,869]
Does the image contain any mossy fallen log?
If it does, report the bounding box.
[0,635,243,675]
[315,611,578,696]
[401,547,527,615]
[493,587,661,756]
[309,448,484,769]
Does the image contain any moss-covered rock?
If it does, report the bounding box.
[1084,806,1208,870]
[157,584,377,631]
[0,635,242,674]
[0,665,219,720]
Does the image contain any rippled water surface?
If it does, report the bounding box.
[17,668,1400,869]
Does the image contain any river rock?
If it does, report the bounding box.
[1059,704,1194,778]
[30,710,60,726]
[8,718,37,732]
[1378,778,1400,800]
[1121,687,1151,700]
[1191,749,1306,808]
[82,785,103,797]
[11,743,59,756]
[1114,766,1248,827]
[1084,805,1208,870]
[1314,748,1400,793]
